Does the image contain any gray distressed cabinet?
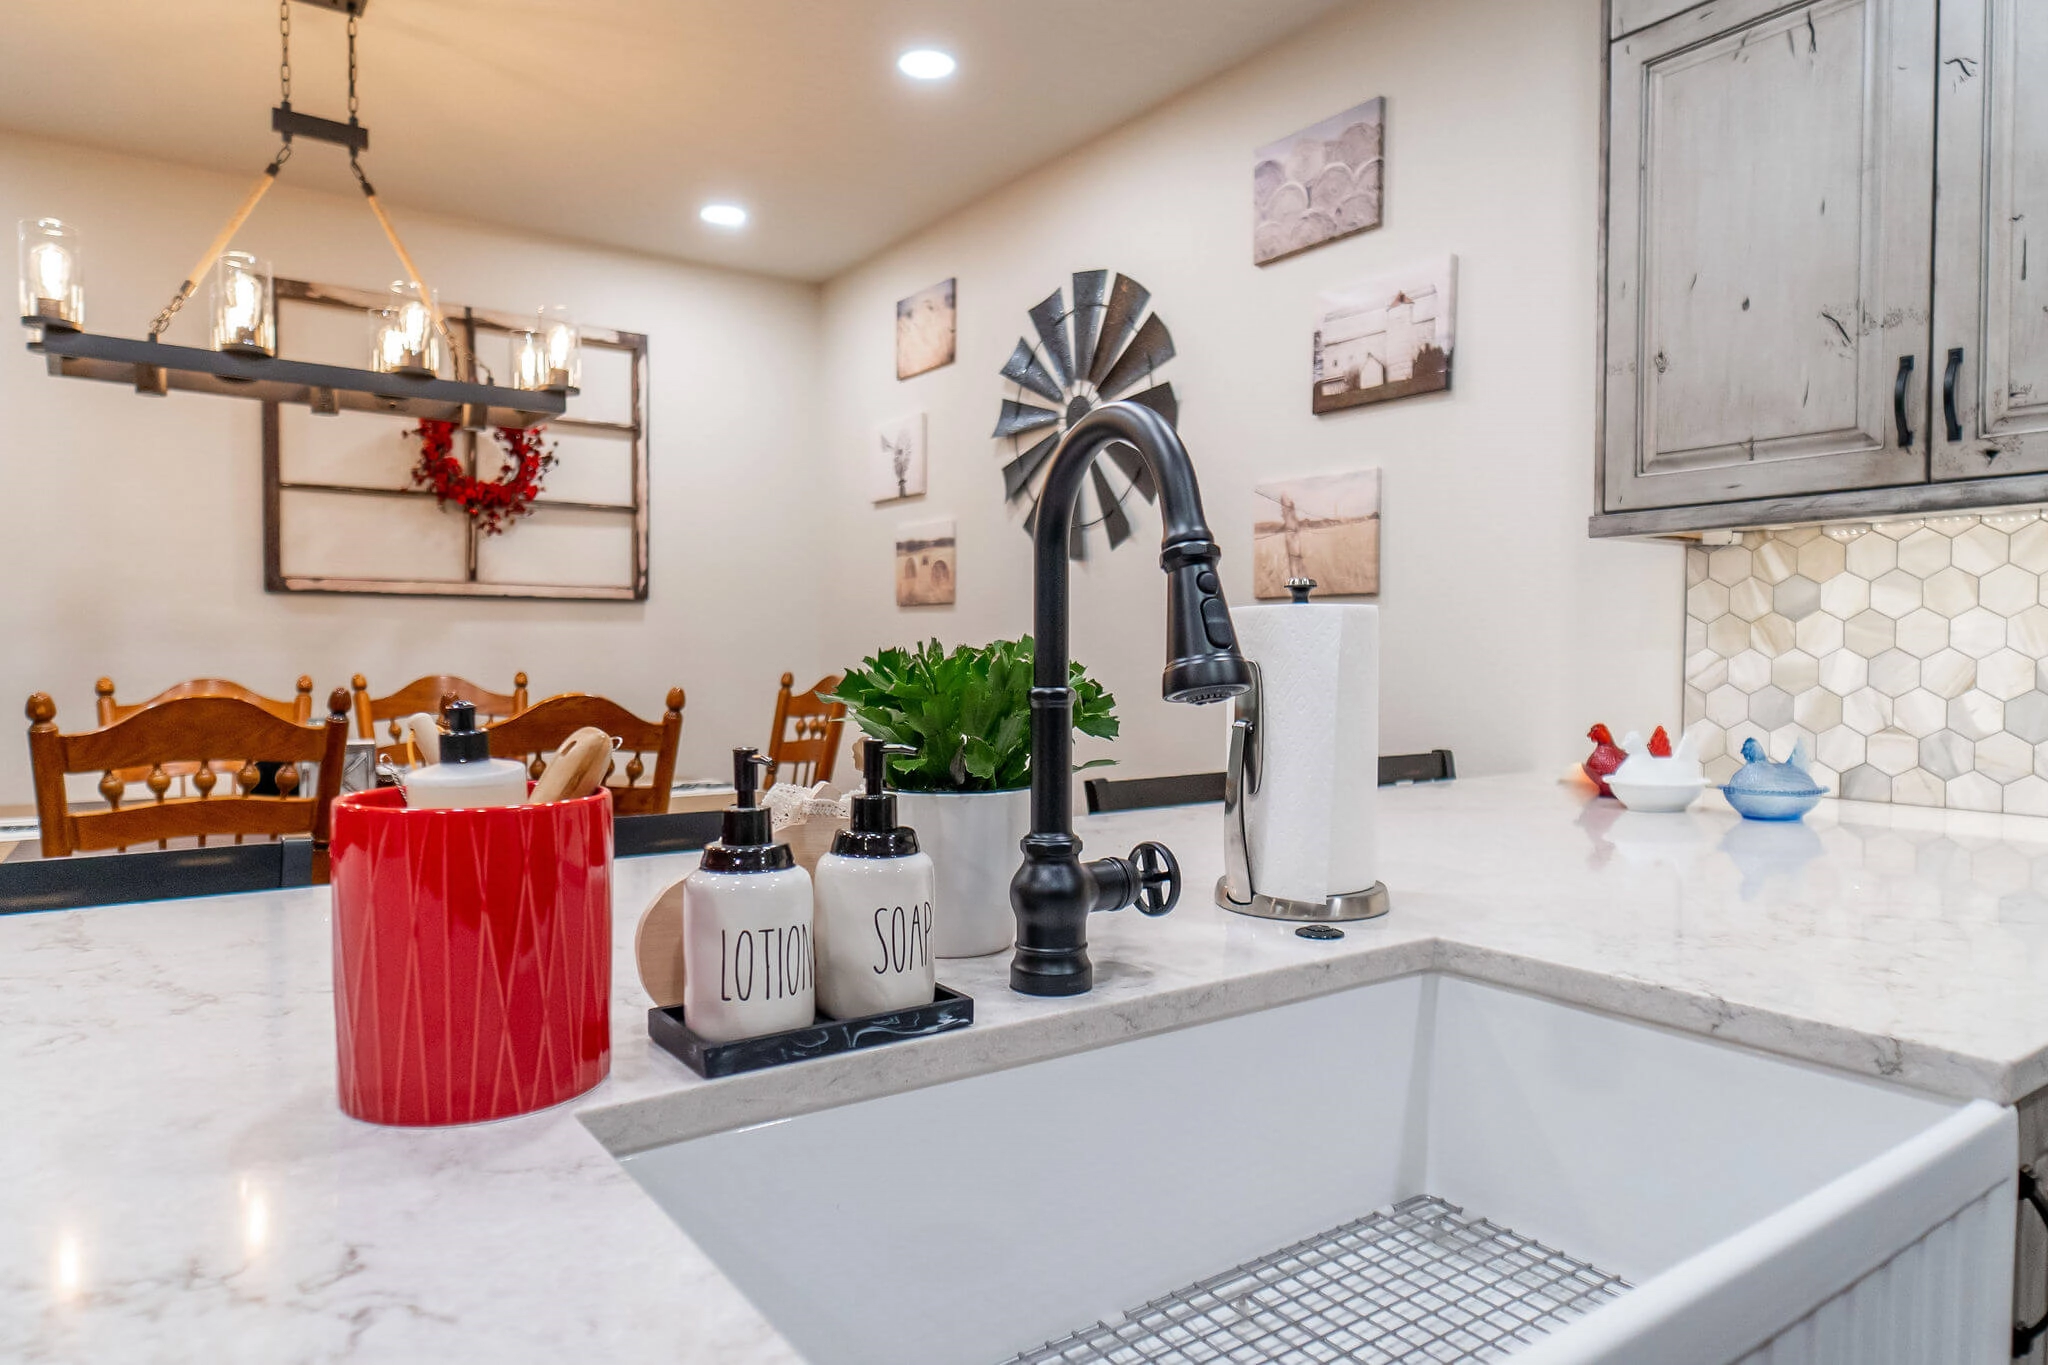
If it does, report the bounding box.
[1594,0,2048,536]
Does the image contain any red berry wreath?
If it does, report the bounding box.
[408,419,557,536]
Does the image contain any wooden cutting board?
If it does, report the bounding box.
[634,878,688,1008]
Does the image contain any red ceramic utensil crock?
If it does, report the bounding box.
[330,786,613,1126]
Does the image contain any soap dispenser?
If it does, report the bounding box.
[681,747,816,1042]
[814,739,937,1019]
[400,701,528,809]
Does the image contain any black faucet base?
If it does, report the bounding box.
[1009,945,1093,996]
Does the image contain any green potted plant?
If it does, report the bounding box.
[830,637,1117,956]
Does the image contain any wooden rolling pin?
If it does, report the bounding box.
[529,727,614,804]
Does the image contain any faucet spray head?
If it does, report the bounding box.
[1162,547,1253,705]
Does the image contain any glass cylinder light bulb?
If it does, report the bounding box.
[369,280,441,377]
[18,218,82,329]
[538,304,579,392]
[509,329,550,390]
[210,251,274,356]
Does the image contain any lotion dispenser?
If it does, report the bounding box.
[814,740,936,1019]
[681,747,815,1042]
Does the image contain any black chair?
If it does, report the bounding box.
[1082,750,1456,814]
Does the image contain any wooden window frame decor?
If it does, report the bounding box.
[262,277,650,601]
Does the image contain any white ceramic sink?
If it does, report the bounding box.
[621,975,2015,1365]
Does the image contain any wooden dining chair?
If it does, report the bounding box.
[27,689,351,872]
[483,688,685,816]
[766,673,846,786]
[96,675,315,725]
[351,672,529,745]
[93,674,317,789]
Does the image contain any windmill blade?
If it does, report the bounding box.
[1124,381,1179,428]
[1097,313,1176,399]
[1000,432,1060,502]
[999,339,1063,404]
[1028,289,1076,390]
[1068,492,1088,561]
[1101,440,1156,503]
[1088,274,1152,387]
[992,399,1062,439]
[1023,495,1040,540]
[1070,270,1109,383]
[1090,458,1134,550]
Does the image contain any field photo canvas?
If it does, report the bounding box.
[895,518,956,606]
[1253,468,1380,598]
[895,278,957,380]
[1312,255,1455,413]
[1253,97,1385,266]
[873,412,927,503]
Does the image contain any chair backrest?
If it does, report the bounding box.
[96,675,314,725]
[351,672,529,743]
[1084,771,1224,813]
[766,672,846,786]
[28,688,351,862]
[484,688,685,816]
[1081,750,1458,814]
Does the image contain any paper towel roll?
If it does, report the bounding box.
[1231,602,1379,904]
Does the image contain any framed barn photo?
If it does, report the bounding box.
[1311,255,1456,414]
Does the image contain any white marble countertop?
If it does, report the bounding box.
[6,772,2047,1362]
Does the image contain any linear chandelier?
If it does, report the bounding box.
[16,0,571,430]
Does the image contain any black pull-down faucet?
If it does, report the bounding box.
[1008,400,1253,997]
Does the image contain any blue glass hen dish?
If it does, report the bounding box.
[1722,737,1827,821]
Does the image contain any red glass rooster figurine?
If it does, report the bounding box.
[1583,724,1626,797]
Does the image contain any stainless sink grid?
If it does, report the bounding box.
[999,1195,1630,1364]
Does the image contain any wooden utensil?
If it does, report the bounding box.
[529,726,613,804]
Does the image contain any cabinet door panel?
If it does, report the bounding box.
[1603,0,1934,510]
[1932,0,2048,478]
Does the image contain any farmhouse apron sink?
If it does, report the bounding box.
[621,975,2014,1365]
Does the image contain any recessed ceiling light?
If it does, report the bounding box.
[897,48,956,80]
[699,203,748,229]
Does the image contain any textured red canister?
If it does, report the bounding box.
[330,786,612,1126]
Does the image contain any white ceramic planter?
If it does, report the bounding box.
[894,787,1028,958]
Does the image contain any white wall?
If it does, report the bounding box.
[817,0,1684,782]
[0,131,827,805]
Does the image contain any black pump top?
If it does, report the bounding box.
[439,700,492,763]
[1286,577,1318,604]
[832,740,920,859]
[702,747,793,873]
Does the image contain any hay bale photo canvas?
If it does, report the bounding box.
[1253,468,1380,599]
[1311,255,1455,413]
[895,278,957,380]
[895,518,956,606]
[1253,97,1384,265]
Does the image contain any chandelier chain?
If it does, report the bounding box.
[278,0,292,104]
[347,10,359,122]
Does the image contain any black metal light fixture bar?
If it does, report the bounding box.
[28,328,563,428]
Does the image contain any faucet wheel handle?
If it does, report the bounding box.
[1129,842,1180,916]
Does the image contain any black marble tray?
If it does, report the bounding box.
[647,985,973,1079]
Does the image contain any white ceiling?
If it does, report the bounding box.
[0,0,1351,281]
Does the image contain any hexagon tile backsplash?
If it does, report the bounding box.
[1683,512,2048,812]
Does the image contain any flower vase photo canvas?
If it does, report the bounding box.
[872,413,928,504]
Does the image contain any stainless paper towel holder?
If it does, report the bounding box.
[1214,658,1391,923]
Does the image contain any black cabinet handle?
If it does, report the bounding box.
[2015,1166,2048,1357]
[1893,355,1915,448]
[1944,347,1964,443]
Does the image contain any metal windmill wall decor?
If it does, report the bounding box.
[991,271,1178,560]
